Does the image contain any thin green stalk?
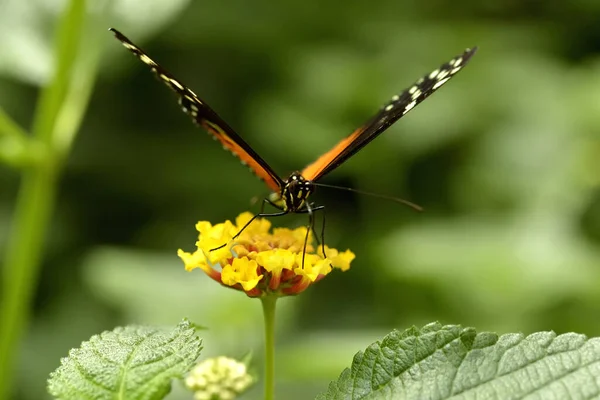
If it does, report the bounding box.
[0,108,47,167]
[30,1,86,143]
[54,8,106,157]
[0,0,86,397]
[261,296,278,400]
[0,107,41,167]
[0,162,59,397]
[0,107,28,138]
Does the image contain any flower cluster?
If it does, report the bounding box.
[178,212,354,297]
[185,356,255,400]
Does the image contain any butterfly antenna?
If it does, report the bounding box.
[310,182,423,212]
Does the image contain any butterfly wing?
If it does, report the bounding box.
[301,47,477,182]
[109,28,284,192]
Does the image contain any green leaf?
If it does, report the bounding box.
[47,320,202,400]
[317,322,600,400]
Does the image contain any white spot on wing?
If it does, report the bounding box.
[139,54,156,66]
[169,79,184,90]
[403,100,417,115]
[436,69,450,80]
[432,77,450,90]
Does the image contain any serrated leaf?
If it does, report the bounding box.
[317,322,600,400]
[47,319,202,400]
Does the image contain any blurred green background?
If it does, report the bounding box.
[1,0,600,398]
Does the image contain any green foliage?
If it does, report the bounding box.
[318,322,600,399]
[47,320,202,400]
[46,320,600,400]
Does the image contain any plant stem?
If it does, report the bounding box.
[0,0,86,397]
[0,162,59,399]
[261,296,278,400]
[0,107,28,138]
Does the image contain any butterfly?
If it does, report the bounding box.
[110,28,477,255]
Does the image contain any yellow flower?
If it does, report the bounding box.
[178,212,354,296]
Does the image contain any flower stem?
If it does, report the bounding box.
[0,0,90,397]
[261,296,277,400]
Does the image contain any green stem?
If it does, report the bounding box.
[0,0,87,397]
[0,107,28,138]
[0,162,59,398]
[261,296,278,400]
[0,108,44,168]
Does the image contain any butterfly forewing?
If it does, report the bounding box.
[301,47,477,182]
[109,28,284,192]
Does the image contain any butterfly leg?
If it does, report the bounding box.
[210,199,288,252]
[297,204,325,267]
[307,206,327,258]
[263,197,284,212]
[302,203,314,269]
[319,208,326,258]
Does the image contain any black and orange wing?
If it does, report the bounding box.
[109,28,284,192]
[302,47,477,182]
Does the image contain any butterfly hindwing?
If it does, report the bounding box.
[301,47,477,182]
[109,28,284,192]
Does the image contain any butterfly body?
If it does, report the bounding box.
[275,172,314,212]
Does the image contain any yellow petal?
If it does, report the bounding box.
[197,220,237,264]
[294,253,332,281]
[177,249,211,273]
[235,212,271,235]
[326,247,355,271]
[221,257,263,291]
[177,249,218,278]
[256,249,296,272]
[294,255,331,282]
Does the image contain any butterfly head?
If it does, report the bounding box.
[281,172,313,212]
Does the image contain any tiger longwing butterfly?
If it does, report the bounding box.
[110,28,477,256]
